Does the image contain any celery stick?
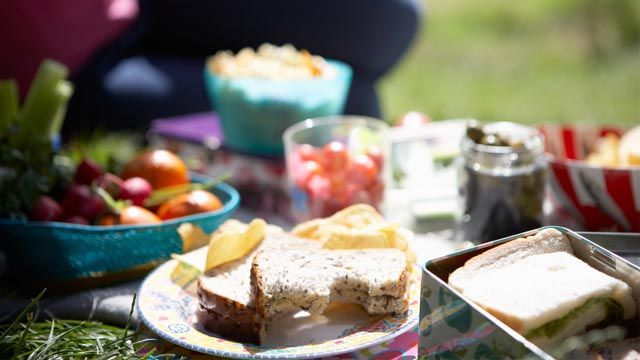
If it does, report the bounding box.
[18,59,69,139]
[48,80,74,138]
[0,79,19,132]
[28,85,68,145]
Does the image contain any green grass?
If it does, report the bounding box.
[379,0,640,126]
[0,291,166,359]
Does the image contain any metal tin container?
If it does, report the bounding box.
[578,232,640,267]
[418,226,640,359]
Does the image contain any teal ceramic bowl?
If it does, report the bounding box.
[203,59,352,157]
[0,180,240,288]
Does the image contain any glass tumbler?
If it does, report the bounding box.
[283,116,389,221]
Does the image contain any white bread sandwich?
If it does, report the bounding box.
[251,247,410,335]
[449,228,637,349]
[197,233,321,343]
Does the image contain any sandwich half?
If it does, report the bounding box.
[251,247,410,335]
[449,228,637,349]
[197,233,321,343]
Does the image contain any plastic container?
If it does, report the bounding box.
[203,60,352,157]
[283,116,389,221]
[0,177,240,289]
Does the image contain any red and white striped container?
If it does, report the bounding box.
[541,124,640,232]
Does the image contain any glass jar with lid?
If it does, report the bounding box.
[457,121,547,243]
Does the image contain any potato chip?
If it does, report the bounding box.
[295,205,416,267]
[177,223,210,253]
[619,126,640,166]
[215,219,250,234]
[290,218,323,239]
[329,204,385,228]
[393,228,412,252]
[216,219,284,236]
[323,229,389,250]
[171,253,203,287]
[585,129,640,167]
[375,223,409,252]
[586,133,620,166]
[292,204,384,242]
[205,218,266,272]
[323,223,411,254]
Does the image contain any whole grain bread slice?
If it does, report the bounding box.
[251,247,410,329]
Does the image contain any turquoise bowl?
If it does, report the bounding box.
[203,59,352,157]
[0,179,239,288]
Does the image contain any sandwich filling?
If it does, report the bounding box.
[525,297,624,348]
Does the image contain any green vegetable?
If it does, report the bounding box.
[60,130,143,174]
[17,59,70,145]
[47,80,74,138]
[0,59,74,219]
[0,79,19,132]
[525,297,624,340]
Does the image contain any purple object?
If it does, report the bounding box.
[150,112,224,146]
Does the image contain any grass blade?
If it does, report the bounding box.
[28,320,85,360]
[122,293,137,343]
[13,312,35,358]
[0,289,172,359]
[0,289,46,341]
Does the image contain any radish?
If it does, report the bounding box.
[62,184,105,222]
[97,173,125,198]
[119,177,153,206]
[30,195,63,222]
[74,158,103,185]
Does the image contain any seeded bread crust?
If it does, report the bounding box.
[199,304,262,344]
[251,247,409,325]
[251,264,268,324]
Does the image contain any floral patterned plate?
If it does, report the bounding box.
[138,255,420,359]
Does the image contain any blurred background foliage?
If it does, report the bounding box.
[380,0,640,125]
